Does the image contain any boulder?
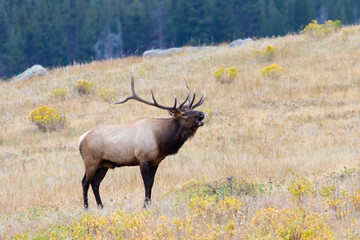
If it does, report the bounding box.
[143,48,182,57]
[228,38,253,48]
[13,64,48,81]
[143,39,253,57]
[143,46,218,57]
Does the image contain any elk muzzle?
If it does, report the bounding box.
[197,112,205,126]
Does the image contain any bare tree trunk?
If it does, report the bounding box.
[106,0,113,59]
[116,17,124,57]
[156,1,165,49]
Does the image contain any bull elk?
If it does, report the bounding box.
[79,70,206,208]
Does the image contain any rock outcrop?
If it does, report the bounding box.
[228,38,253,48]
[13,64,48,82]
[143,38,252,57]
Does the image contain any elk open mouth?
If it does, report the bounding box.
[197,114,205,126]
[197,120,204,126]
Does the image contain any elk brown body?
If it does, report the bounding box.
[79,71,205,209]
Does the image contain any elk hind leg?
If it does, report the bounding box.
[82,173,90,209]
[91,167,108,208]
[82,164,97,209]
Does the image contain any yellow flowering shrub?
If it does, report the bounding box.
[352,189,360,211]
[178,178,246,239]
[214,66,225,79]
[29,105,67,131]
[346,218,360,240]
[12,200,244,240]
[261,63,285,79]
[97,87,115,103]
[214,66,239,84]
[49,88,67,101]
[287,176,316,203]
[187,195,243,239]
[76,79,96,95]
[302,20,341,39]
[253,45,276,61]
[15,174,360,239]
[12,178,250,239]
[202,109,214,115]
[319,184,350,218]
[246,207,335,239]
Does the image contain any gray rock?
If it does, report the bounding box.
[143,48,182,57]
[228,38,253,48]
[143,39,252,57]
[186,46,218,52]
[143,46,219,57]
[13,64,48,81]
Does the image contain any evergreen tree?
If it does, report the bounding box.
[122,0,147,54]
[212,0,237,43]
[79,0,103,61]
[234,0,262,37]
[293,0,311,30]
[0,6,9,77]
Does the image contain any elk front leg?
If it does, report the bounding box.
[140,161,158,208]
[91,167,108,209]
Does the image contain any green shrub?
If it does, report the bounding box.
[29,105,67,131]
[181,177,260,201]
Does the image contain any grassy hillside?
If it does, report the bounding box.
[1,23,360,239]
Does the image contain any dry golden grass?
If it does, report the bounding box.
[1,25,360,238]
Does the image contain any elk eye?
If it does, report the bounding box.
[181,112,188,118]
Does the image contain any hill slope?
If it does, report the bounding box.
[1,24,360,238]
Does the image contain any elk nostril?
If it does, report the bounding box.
[199,112,205,119]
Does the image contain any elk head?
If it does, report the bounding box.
[115,70,206,138]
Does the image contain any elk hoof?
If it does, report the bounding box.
[143,200,151,209]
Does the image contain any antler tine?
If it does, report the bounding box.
[178,94,189,110]
[183,75,190,92]
[190,90,206,109]
[115,96,132,105]
[188,90,196,109]
[130,68,136,94]
[173,97,178,109]
[183,75,192,106]
[115,68,136,104]
[116,69,178,111]
[151,90,178,109]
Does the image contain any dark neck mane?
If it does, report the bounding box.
[156,118,198,157]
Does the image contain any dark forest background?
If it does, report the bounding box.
[0,0,359,79]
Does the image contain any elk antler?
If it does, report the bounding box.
[182,76,206,110]
[116,68,190,112]
[190,90,206,109]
